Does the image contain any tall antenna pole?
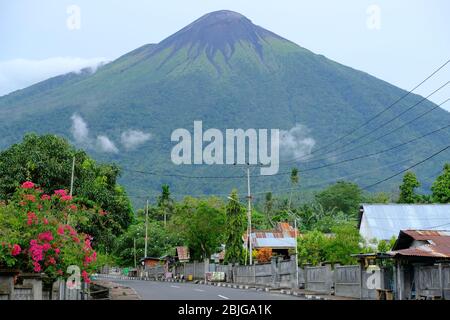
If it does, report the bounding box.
[134,238,137,269]
[69,156,75,197]
[144,200,149,258]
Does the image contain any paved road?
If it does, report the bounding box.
[108,279,303,300]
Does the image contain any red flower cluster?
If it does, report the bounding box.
[21,181,35,189]
[27,212,38,225]
[11,244,21,256]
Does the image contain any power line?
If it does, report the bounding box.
[362,145,449,190]
[266,124,450,177]
[121,121,448,182]
[283,84,450,165]
[303,81,449,161]
[310,98,450,163]
[292,59,450,159]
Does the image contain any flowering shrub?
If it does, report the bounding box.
[0,181,99,283]
[256,248,273,263]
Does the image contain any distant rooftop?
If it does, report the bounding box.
[244,222,297,249]
[358,204,450,241]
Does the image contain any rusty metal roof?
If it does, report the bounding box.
[244,222,298,249]
[389,229,450,259]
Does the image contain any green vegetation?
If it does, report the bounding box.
[224,190,246,264]
[398,171,420,203]
[0,134,448,270]
[0,134,133,251]
[432,164,450,203]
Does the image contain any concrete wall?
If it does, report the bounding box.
[305,265,333,294]
[334,265,361,298]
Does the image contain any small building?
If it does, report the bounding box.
[244,222,297,258]
[358,204,450,242]
[139,257,163,269]
[388,230,450,300]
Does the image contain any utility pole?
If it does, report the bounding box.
[144,200,149,258]
[246,166,253,265]
[69,156,75,197]
[134,238,137,269]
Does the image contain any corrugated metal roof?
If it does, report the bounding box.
[359,204,450,241]
[243,222,298,249]
[389,229,450,258]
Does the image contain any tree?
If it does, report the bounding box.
[315,181,363,217]
[297,230,328,266]
[264,192,275,227]
[398,171,420,203]
[113,220,181,267]
[170,197,225,261]
[157,184,174,226]
[224,190,246,264]
[0,134,133,250]
[431,163,450,203]
[324,224,361,265]
[297,223,362,266]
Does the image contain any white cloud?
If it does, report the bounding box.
[70,114,89,144]
[70,113,118,153]
[96,136,119,153]
[0,57,108,96]
[279,124,316,161]
[121,130,152,150]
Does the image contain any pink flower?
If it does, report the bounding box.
[29,240,44,262]
[38,231,53,242]
[21,181,35,189]
[27,212,38,226]
[43,218,49,225]
[57,225,65,235]
[61,195,72,202]
[11,244,21,256]
[42,243,51,251]
[41,194,51,201]
[81,270,90,284]
[55,248,61,254]
[48,257,56,265]
[54,189,67,197]
[33,261,41,273]
[57,269,63,275]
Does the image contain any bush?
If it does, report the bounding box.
[0,181,99,283]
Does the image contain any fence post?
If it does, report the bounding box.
[438,263,444,299]
[270,257,277,288]
[290,255,297,289]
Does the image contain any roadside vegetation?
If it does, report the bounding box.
[1,134,449,278]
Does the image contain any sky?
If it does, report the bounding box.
[0,0,449,110]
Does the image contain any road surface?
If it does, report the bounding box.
[107,279,303,300]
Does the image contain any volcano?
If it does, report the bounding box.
[1,10,449,205]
